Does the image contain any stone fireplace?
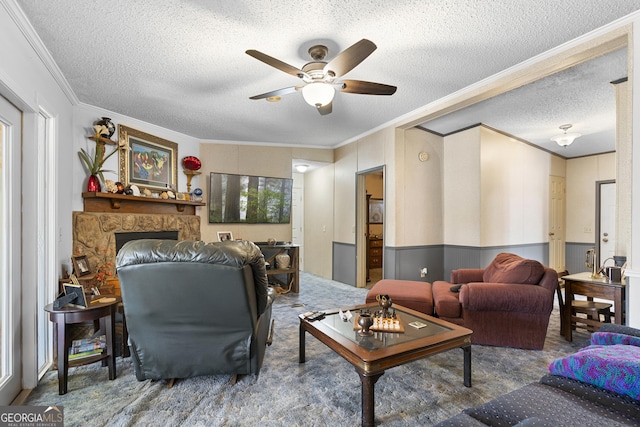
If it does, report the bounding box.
[72,193,203,277]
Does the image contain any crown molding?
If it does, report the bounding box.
[2,0,79,105]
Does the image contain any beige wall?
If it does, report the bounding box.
[197,142,332,244]
[443,126,557,247]
[333,142,358,244]
[615,79,632,259]
[480,127,551,246]
[395,128,444,246]
[550,153,567,177]
[565,153,616,243]
[444,127,482,246]
[303,164,335,277]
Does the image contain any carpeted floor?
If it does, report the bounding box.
[25,272,591,426]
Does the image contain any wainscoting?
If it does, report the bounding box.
[332,241,553,287]
[565,242,597,274]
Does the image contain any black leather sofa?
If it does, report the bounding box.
[116,239,275,381]
[436,324,640,426]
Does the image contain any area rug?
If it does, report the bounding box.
[24,272,590,426]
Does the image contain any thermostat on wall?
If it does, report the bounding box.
[418,151,429,162]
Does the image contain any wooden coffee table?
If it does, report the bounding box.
[299,303,472,427]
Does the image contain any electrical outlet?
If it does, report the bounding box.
[420,267,428,277]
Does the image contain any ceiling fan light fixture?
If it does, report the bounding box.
[551,124,581,147]
[302,82,335,108]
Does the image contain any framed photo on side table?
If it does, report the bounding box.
[217,231,233,242]
[118,124,178,192]
[64,280,88,308]
[71,255,91,276]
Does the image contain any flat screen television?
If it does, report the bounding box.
[209,172,292,224]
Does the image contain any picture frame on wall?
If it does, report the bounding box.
[71,255,91,276]
[118,124,178,192]
[369,198,384,224]
[217,231,233,242]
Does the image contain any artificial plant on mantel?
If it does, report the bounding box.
[78,124,121,192]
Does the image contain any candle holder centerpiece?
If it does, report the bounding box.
[357,309,374,336]
[376,294,392,316]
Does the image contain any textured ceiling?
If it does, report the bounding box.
[420,48,628,158]
[14,0,640,154]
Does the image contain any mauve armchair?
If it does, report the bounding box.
[432,253,558,350]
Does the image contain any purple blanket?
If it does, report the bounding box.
[548,332,640,400]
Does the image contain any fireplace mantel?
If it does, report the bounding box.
[82,192,205,215]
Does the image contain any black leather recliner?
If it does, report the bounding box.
[116,239,275,381]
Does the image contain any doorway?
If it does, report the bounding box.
[356,167,384,288]
[596,180,616,267]
[0,95,22,404]
[549,175,566,272]
[292,173,304,270]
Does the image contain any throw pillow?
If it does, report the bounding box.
[548,344,640,400]
[449,284,462,293]
[482,253,545,284]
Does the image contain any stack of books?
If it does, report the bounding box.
[68,335,106,361]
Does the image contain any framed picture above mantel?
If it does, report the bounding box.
[118,125,178,192]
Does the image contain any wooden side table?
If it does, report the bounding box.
[256,243,300,293]
[562,272,625,341]
[44,295,121,394]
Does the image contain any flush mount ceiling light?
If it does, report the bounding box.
[295,164,309,173]
[551,124,581,147]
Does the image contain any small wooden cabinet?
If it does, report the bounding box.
[368,238,383,269]
[256,243,300,293]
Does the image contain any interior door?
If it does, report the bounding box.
[598,181,616,265]
[0,95,22,404]
[291,177,304,270]
[548,175,566,271]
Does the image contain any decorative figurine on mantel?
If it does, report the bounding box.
[191,188,203,202]
[182,156,202,193]
[94,117,116,139]
[79,118,121,192]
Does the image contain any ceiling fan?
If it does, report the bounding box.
[246,39,397,115]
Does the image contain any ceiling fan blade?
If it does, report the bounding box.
[249,86,300,100]
[318,102,332,115]
[246,49,309,79]
[324,39,377,77]
[340,80,397,95]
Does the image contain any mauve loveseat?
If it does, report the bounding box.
[432,253,558,349]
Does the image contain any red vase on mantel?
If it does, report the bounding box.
[87,175,101,192]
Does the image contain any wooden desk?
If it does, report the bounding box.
[563,272,625,341]
[44,295,121,394]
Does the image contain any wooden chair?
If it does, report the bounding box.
[557,270,612,335]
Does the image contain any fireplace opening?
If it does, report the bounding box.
[115,231,179,254]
